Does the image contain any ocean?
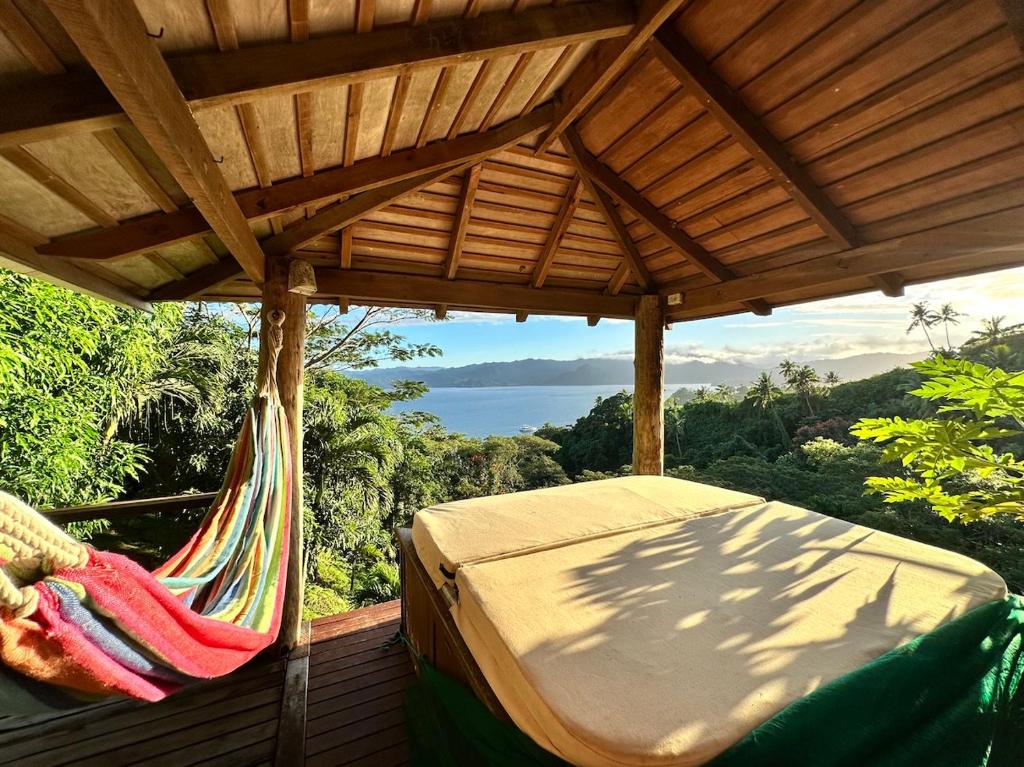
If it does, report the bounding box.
[387,384,702,437]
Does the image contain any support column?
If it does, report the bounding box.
[633,294,664,475]
[262,254,307,653]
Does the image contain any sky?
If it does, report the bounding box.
[367,265,1024,369]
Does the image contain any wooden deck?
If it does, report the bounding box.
[0,601,413,766]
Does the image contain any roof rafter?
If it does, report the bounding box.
[0,214,151,311]
[312,269,637,318]
[445,165,482,279]
[537,0,687,153]
[666,206,1024,317]
[563,127,771,315]
[562,137,651,293]
[42,0,265,282]
[531,176,583,288]
[650,26,859,248]
[41,105,554,262]
[870,272,906,298]
[0,1,633,147]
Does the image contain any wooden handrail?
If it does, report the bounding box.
[42,492,218,524]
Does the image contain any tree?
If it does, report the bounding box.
[907,302,940,352]
[745,372,789,447]
[823,371,841,389]
[852,356,1024,522]
[936,303,963,350]
[972,316,1009,346]
[779,363,821,416]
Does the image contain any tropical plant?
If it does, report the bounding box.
[907,302,940,351]
[972,316,1009,345]
[936,303,963,350]
[852,356,1024,522]
[823,371,841,389]
[746,372,789,446]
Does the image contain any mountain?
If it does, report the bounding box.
[351,351,926,388]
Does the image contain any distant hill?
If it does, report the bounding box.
[351,351,926,388]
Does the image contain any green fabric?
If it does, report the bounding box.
[406,595,1024,767]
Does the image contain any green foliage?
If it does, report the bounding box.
[853,355,1024,522]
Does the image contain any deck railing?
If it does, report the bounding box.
[40,492,218,524]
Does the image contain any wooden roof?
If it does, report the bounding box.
[0,0,1022,321]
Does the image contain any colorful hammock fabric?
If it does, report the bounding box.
[0,311,292,705]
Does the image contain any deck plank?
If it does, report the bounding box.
[0,601,414,766]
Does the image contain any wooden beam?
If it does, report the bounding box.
[871,272,905,298]
[40,105,554,262]
[563,127,770,314]
[273,620,310,763]
[667,207,1024,317]
[0,213,151,310]
[147,256,242,301]
[633,294,664,475]
[261,256,306,653]
[435,304,447,320]
[587,315,600,327]
[532,177,582,288]
[563,133,651,291]
[314,268,637,318]
[262,168,458,257]
[998,0,1024,54]
[0,147,117,227]
[516,311,528,322]
[650,27,858,248]
[43,0,265,283]
[0,0,65,74]
[446,165,482,279]
[0,2,632,147]
[537,0,686,153]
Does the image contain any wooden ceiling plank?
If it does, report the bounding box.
[40,104,554,262]
[42,0,265,282]
[0,146,117,227]
[519,43,579,117]
[313,268,637,318]
[0,0,65,74]
[479,51,535,133]
[94,128,178,213]
[383,0,431,158]
[563,127,771,314]
[650,26,858,248]
[667,206,1024,315]
[0,1,632,147]
[445,164,482,279]
[0,213,150,310]
[417,67,457,148]
[448,59,499,138]
[538,0,687,153]
[531,176,582,288]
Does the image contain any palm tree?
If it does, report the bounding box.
[972,316,1008,345]
[779,358,799,381]
[790,365,821,416]
[823,371,841,389]
[746,372,789,446]
[936,303,963,350]
[906,302,939,351]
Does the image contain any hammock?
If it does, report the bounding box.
[0,311,292,706]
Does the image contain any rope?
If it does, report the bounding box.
[256,309,286,399]
[0,492,88,613]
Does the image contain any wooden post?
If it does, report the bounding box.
[262,254,306,653]
[633,294,664,475]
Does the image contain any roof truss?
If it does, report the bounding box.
[40,106,554,262]
[43,0,265,282]
[0,1,632,147]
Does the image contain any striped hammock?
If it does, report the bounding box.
[0,311,292,707]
